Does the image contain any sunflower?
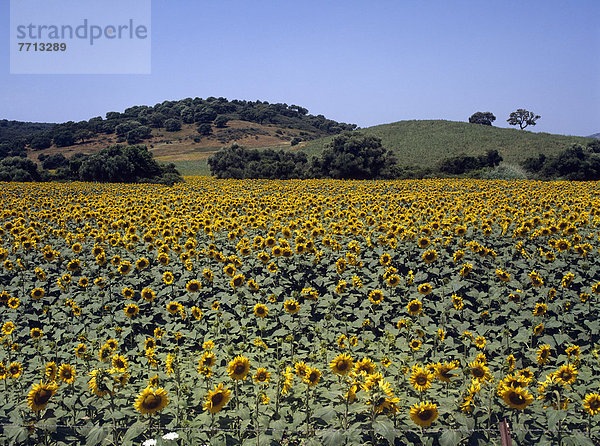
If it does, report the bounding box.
[554,364,577,386]
[354,358,376,375]
[7,297,19,309]
[231,274,245,289]
[495,269,511,282]
[302,367,321,387]
[452,294,464,310]
[8,362,23,378]
[78,277,89,288]
[31,288,45,299]
[141,288,155,302]
[330,353,354,376]
[211,301,220,311]
[27,381,58,412]
[418,283,433,295]
[166,301,181,314]
[380,253,391,266]
[422,249,437,264]
[98,345,112,362]
[163,271,174,285]
[136,257,150,270]
[88,369,111,397]
[565,345,581,361]
[228,356,251,381]
[368,289,384,305]
[58,364,76,384]
[204,383,231,414]
[533,323,544,336]
[537,345,551,365]
[470,361,491,383]
[583,393,600,416]
[533,303,547,317]
[500,386,533,410]
[406,299,423,316]
[106,338,118,350]
[409,339,422,351]
[435,361,458,383]
[410,366,434,392]
[124,304,139,318]
[459,263,472,277]
[253,367,271,384]
[267,262,278,273]
[253,303,269,318]
[45,362,58,381]
[529,270,544,287]
[409,401,439,428]
[200,351,216,369]
[75,343,87,358]
[112,355,128,372]
[283,299,300,314]
[386,274,400,287]
[474,336,486,350]
[134,386,169,415]
[122,287,135,299]
[417,237,431,249]
[186,280,201,293]
[118,261,132,275]
[224,264,237,277]
[30,327,43,339]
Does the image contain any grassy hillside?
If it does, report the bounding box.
[299,120,592,168]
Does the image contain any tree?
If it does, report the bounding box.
[507,109,541,130]
[214,115,229,128]
[29,133,52,150]
[197,123,212,136]
[53,131,75,147]
[312,131,396,179]
[164,118,182,132]
[469,112,496,126]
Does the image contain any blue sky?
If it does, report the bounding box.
[2,0,599,136]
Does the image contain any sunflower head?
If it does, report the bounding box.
[204,383,231,414]
[409,401,439,428]
[134,386,169,415]
[27,381,58,412]
[330,353,354,376]
[228,356,251,381]
[283,299,300,315]
[500,386,533,410]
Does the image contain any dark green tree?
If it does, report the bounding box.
[469,112,496,126]
[197,123,213,136]
[312,131,396,179]
[164,118,182,132]
[507,109,541,130]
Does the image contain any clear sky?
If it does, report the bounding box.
[2,0,599,136]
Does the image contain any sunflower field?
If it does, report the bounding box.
[1,178,600,446]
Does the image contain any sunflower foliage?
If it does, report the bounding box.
[0,178,599,445]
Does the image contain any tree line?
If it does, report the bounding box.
[1,97,357,152]
[0,145,182,185]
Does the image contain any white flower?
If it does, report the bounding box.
[142,439,157,446]
[162,432,179,441]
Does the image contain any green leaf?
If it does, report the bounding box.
[121,420,147,445]
[373,418,396,445]
[439,429,461,446]
[3,424,30,444]
[319,429,346,446]
[85,426,109,446]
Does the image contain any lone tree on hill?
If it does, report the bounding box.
[507,109,541,130]
[469,112,496,126]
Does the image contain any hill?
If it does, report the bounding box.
[5,97,355,175]
[299,120,593,168]
[588,132,600,139]
[0,120,55,144]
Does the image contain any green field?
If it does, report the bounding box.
[300,120,592,168]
